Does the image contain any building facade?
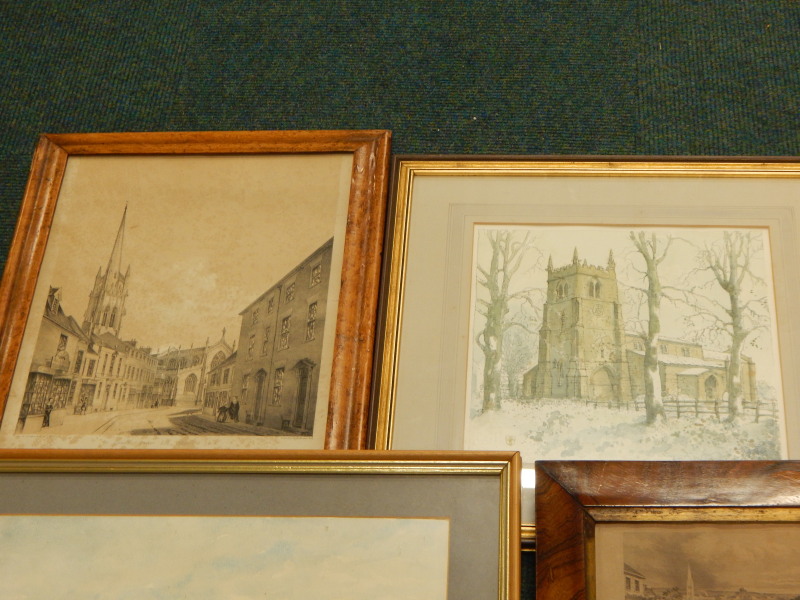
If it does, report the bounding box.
[154,334,233,408]
[233,238,333,433]
[522,251,756,406]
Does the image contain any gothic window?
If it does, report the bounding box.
[272,367,284,405]
[252,307,260,325]
[267,296,275,313]
[280,316,291,349]
[185,374,197,393]
[102,306,109,326]
[248,334,255,359]
[306,302,317,341]
[210,351,226,370]
[310,264,322,287]
[110,307,118,328]
[74,351,84,374]
[285,283,296,303]
[57,334,68,352]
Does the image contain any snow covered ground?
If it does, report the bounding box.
[465,397,783,462]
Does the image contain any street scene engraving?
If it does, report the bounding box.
[2,154,349,444]
[466,225,785,460]
[0,515,450,600]
[17,207,331,437]
[613,524,800,600]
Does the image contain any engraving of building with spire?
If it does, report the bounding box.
[82,205,130,337]
[528,247,632,404]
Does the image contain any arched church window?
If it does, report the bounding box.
[109,307,118,328]
[210,351,226,370]
[102,306,109,326]
[184,374,197,393]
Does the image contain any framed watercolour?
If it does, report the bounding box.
[0,449,521,600]
[535,460,800,600]
[372,157,800,535]
[0,130,390,451]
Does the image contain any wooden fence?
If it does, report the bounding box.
[583,396,779,423]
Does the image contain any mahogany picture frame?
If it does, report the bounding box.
[0,130,390,451]
[535,460,800,600]
[0,449,521,600]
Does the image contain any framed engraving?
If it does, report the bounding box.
[0,449,521,600]
[373,157,800,537]
[535,460,800,600]
[0,131,390,451]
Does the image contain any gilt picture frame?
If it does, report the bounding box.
[372,156,800,538]
[0,130,390,451]
[535,460,800,600]
[0,449,520,600]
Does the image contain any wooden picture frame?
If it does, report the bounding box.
[0,130,390,451]
[0,449,520,600]
[372,156,800,540]
[535,460,800,600]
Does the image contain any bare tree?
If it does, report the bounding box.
[501,316,536,399]
[475,230,533,411]
[629,231,670,424]
[698,231,766,421]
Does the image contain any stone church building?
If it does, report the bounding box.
[522,250,756,405]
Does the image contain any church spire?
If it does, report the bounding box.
[106,204,127,277]
[82,205,130,338]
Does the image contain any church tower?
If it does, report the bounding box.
[82,206,130,338]
[532,248,631,404]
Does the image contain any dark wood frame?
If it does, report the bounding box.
[535,460,800,600]
[0,130,391,450]
[0,448,521,600]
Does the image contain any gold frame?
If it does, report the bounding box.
[373,157,800,543]
[535,460,800,600]
[0,449,521,600]
[0,130,390,450]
